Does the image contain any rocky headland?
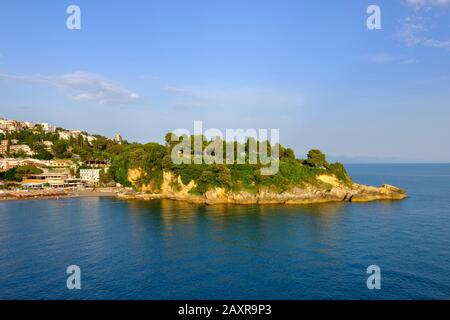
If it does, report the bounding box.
[117,170,407,205]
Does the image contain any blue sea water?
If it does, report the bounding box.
[0,164,449,300]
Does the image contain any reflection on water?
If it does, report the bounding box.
[125,199,348,253]
[128,198,347,227]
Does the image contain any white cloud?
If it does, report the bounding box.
[367,53,396,64]
[0,71,140,104]
[366,53,417,64]
[162,85,305,109]
[399,58,418,64]
[397,16,450,49]
[163,85,195,97]
[399,0,450,50]
[404,0,450,10]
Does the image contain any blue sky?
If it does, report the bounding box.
[0,0,449,162]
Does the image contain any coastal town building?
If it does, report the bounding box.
[40,123,56,133]
[42,141,54,149]
[20,159,44,167]
[23,121,35,129]
[1,139,19,146]
[114,134,123,144]
[0,159,20,172]
[80,169,101,186]
[0,140,32,156]
[85,160,110,169]
[0,158,43,170]
[0,145,8,155]
[9,145,33,155]
[0,118,56,133]
[49,159,73,168]
[23,173,67,188]
[42,141,53,147]
[22,169,80,188]
[85,135,96,144]
[58,131,72,140]
[0,158,78,173]
[0,119,21,132]
[59,130,96,144]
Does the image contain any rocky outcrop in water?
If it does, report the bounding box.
[117,170,407,205]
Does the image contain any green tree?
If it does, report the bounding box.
[100,169,114,186]
[278,144,296,160]
[0,167,19,181]
[216,165,232,189]
[15,165,43,180]
[329,162,351,184]
[52,140,69,158]
[0,165,43,181]
[33,143,54,160]
[303,149,329,168]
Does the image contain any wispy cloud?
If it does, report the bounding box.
[404,0,450,10]
[398,1,450,50]
[366,53,417,64]
[162,85,305,109]
[397,16,450,49]
[0,71,140,105]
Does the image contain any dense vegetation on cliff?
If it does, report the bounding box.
[109,134,351,194]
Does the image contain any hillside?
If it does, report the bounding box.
[0,117,126,161]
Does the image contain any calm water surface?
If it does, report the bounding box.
[0,164,449,299]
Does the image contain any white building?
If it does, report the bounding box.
[80,169,101,185]
[0,119,20,132]
[85,135,96,144]
[114,134,123,144]
[58,131,72,140]
[50,159,73,168]
[42,141,54,148]
[40,123,56,133]
[59,130,96,144]
[9,145,33,156]
[59,130,81,140]
[23,121,35,128]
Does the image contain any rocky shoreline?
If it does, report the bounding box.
[117,173,407,205]
[1,174,407,205]
[0,188,120,202]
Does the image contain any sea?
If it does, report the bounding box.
[0,164,449,299]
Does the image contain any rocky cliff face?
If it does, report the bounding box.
[120,169,406,205]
